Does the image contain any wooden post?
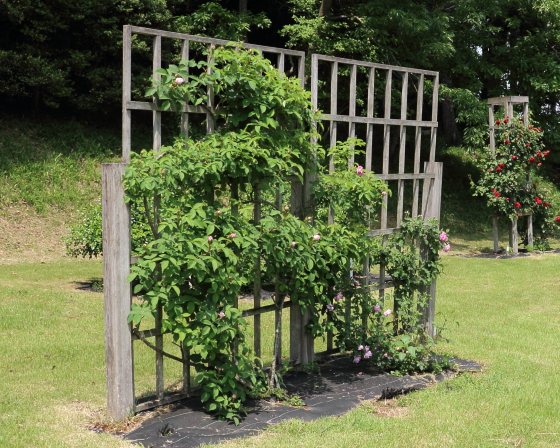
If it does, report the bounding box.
[122,26,132,164]
[102,163,135,420]
[527,214,534,247]
[493,214,499,253]
[420,162,443,337]
[511,216,518,254]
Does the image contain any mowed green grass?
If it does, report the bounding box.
[1,254,559,447]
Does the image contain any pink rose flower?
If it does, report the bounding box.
[364,350,372,359]
[374,304,381,312]
[383,309,392,317]
[353,356,361,364]
[291,241,296,247]
[175,77,184,85]
[358,345,364,351]
[230,233,236,238]
[313,234,321,240]
[356,165,365,176]
[219,311,225,318]
[326,304,334,311]
[443,244,451,252]
[208,236,213,242]
[335,292,343,301]
[439,232,448,242]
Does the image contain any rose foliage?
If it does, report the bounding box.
[472,119,557,246]
[124,45,450,423]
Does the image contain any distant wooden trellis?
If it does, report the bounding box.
[487,96,532,254]
[102,26,443,420]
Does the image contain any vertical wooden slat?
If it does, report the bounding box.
[421,162,443,221]
[102,163,135,420]
[381,70,392,228]
[152,35,162,152]
[488,104,496,155]
[523,102,529,125]
[348,64,357,167]
[429,74,439,164]
[274,186,283,367]
[379,235,388,304]
[511,216,518,254]
[396,72,408,226]
[527,214,534,247]
[122,26,132,164]
[329,62,338,173]
[493,215,500,253]
[298,54,306,89]
[412,73,424,217]
[278,53,285,73]
[180,40,189,143]
[206,45,215,134]
[365,67,375,172]
[151,35,164,401]
[253,185,262,360]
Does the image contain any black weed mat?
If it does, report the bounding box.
[124,357,481,448]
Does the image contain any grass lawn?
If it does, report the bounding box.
[1,253,559,447]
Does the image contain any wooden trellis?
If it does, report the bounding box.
[102,26,442,420]
[487,96,532,254]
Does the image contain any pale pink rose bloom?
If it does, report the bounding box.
[383,309,392,317]
[374,304,381,312]
[439,232,448,242]
[219,311,225,318]
[444,244,451,252]
[353,356,361,364]
[291,241,296,247]
[230,233,236,238]
[175,77,184,85]
[208,236,213,242]
[358,345,364,351]
[313,234,321,240]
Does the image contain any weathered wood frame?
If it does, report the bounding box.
[103,26,442,420]
[310,54,442,341]
[487,96,532,254]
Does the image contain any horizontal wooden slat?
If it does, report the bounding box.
[374,173,435,181]
[487,96,529,105]
[321,114,438,128]
[127,101,224,115]
[129,26,306,57]
[135,391,192,412]
[131,328,171,340]
[313,53,439,76]
[368,228,400,237]
[241,300,294,317]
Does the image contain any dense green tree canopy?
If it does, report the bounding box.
[2,0,560,152]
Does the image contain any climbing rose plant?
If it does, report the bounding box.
[472,118,556,245]
[125,44,450,423]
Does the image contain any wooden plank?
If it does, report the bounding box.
[180,40,189,143]
[396,73,407,225]
[329,62,338,173]
[512,216,519,254]
[278,53,285,73]
[527,214,534,247]
[136,391,191,413]
[421,162,443,220]
[102,163,135,420]
[152,35,162,152]
[493,215,499,253]
[488,104,495,154]
[312,53,439,76]
[365,67,375,172]
[129,26,305,57]
[298,54,305,88]
[206,47,215,134]
[429,74,439,164]
[348,64,357,167]
[253,186,262,359]
[126,101,224,115]
[487,95,529,105]
[122,26,132,164]
[312,114,437,127]
[412,73,423,216]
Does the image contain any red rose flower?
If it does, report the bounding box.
[544,150,551,157]
[512,155,517,160]
[515,202,521,208]
[496,167,502,172]
[537,162,542,166]
[504,140,510,145]
[494,192,500,197]
[556,217,560,222]
[488,168,493,172]
[537,199,543,205]
[504,118,509,123]
[491,188,496,192]
[529,157,535,163]
[495,120,501,125]
[537,151,542,157]
[526,143,531,147]
[544,203,550,207]
[499,163,505,168]
[506,198,510,201]
[538,127,542,132]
